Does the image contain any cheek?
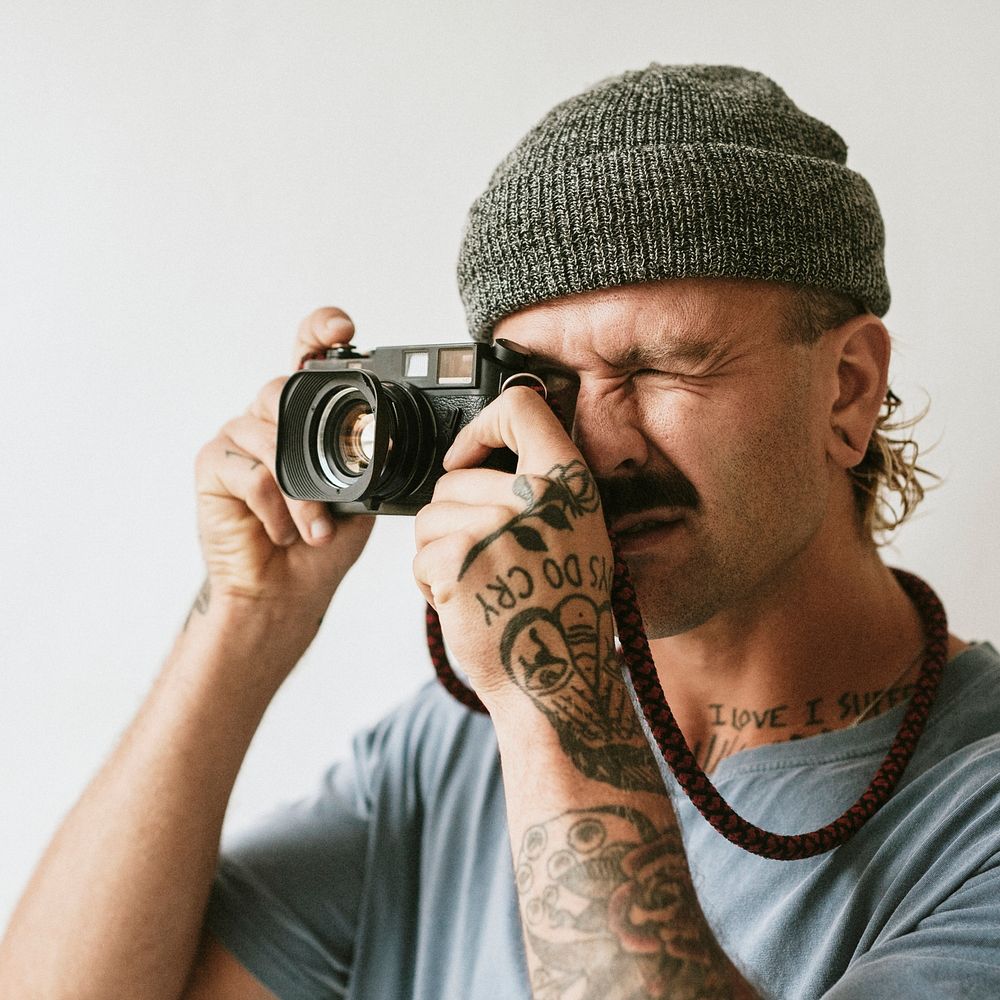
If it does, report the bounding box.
[634,388,710,453]
[723,389,829,526]
[634,377,826,501]
[664,389,824,512]
[637,389,748,488]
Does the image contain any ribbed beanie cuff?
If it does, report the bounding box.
[457,65,889,342]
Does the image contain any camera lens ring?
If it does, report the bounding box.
[499,371,548,398]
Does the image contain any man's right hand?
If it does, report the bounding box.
[194,306,374,625]
[0,306,376,1000]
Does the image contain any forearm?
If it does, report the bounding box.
[493,704,757,1000]
[0,597,314,1000]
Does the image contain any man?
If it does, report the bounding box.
[1,64,997,999]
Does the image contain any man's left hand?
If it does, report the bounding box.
[412,386,614,709]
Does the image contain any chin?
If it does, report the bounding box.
[628,573,725,640]
[637,605,720,641]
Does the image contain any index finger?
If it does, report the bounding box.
[292,306,357,369]
[443,385,584,474]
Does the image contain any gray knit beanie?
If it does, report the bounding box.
[457,64,889,342]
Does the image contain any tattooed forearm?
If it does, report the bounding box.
[183,578,211,631]
[501,595,663,793]
[516,806,748,999]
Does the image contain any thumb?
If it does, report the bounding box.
[293,307,357,370]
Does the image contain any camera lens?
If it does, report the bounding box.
[281,368,440,507]
[315,387,379,487]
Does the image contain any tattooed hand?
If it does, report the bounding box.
[500,595,663,792]
[412,386,618,712]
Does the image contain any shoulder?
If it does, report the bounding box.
[911,641,1000,769]
[351,679,498,807]
[882,643,1000,869]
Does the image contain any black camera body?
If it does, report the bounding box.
[276,340,536,515]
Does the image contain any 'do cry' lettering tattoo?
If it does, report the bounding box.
[461,461,659,793]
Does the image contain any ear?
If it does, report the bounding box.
[824,314,890,470]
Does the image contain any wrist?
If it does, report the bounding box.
[486,669,670,805]
[176,585,326,698]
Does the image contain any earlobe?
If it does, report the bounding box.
[829,424,866,473]
[826,315,890,470]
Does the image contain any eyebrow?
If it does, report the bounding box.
[607,338,720,369]
[515,335,723,372]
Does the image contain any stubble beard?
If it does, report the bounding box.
[595,424,827,641]
[623,538,739,640]
[596,466,743,639]
[626,495,827,641]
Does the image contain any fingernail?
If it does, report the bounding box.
[310,518,332,541]
[325,315,349,333]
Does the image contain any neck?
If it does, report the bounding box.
[648,522,939,772]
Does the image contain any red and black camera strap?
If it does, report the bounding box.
[426,536,948,861]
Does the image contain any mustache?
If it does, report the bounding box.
[596,468,700,523]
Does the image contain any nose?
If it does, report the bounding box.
[570,382,649,477]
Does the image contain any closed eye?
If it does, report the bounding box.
[632,367,687,381]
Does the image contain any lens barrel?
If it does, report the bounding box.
[277,369,438,509]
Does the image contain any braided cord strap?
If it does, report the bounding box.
[609,543,948,860]
[427,603,488,713]
[426,533,948,859]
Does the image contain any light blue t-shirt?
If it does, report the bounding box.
[207,643,1000,999]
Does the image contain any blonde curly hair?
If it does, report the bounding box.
[783,286,937,544]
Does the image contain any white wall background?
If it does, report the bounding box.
[2,0,998,926]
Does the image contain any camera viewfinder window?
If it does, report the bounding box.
[404,351,430,378]
[437,347,474,385]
